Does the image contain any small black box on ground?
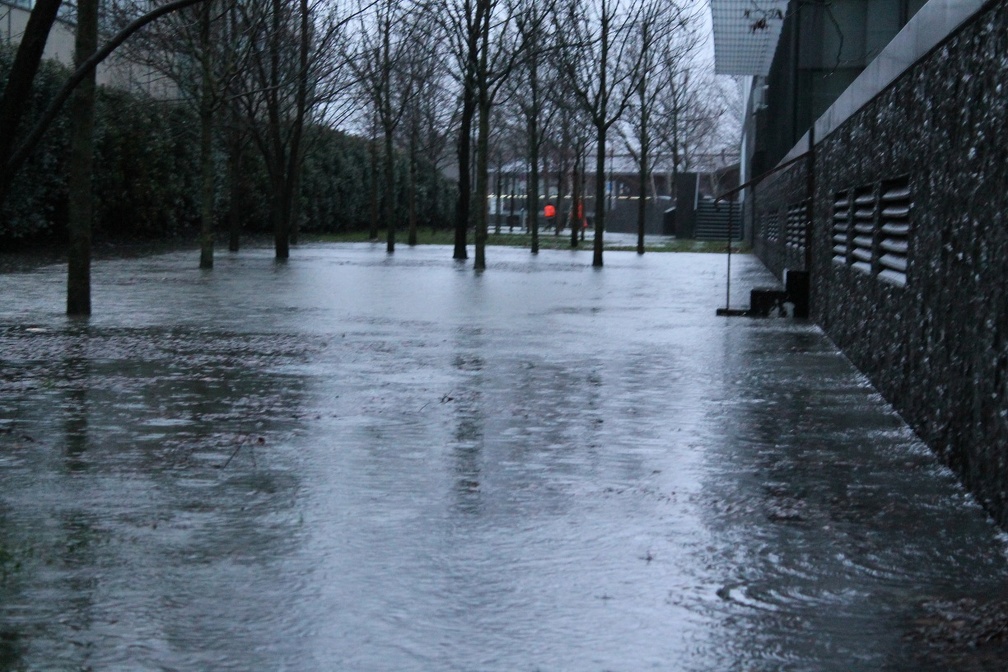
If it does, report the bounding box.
[785,270,810,318]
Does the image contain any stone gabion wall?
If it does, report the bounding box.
[751,157,810,280]
[754,1,1008,525]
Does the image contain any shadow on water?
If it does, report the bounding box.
[451,326,486,514]
[62,334,90,473]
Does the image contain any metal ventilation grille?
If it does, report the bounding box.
[832,192,850,265]
[767,212,780,242]
[877,180,911,286]
[850,188,875,274]
[786,201,807,253]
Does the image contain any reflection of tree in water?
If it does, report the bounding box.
[61,333,90,473]
[0,323,313,669]
[451,338,486,514]
[0,629,22,672]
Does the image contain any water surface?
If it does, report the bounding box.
[1,244,1006,670]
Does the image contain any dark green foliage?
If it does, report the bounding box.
[0,45,69,242]
[1,44,455,247]
[93,88,201,239]
[300,126,372,233]
[298,126,455,234]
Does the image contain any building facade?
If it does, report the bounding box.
[712,0,1008,525]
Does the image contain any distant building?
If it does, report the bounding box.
[487,154,739,236]
[1,0,177,97]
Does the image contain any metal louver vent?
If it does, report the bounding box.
[767,212,780,242]
[786,201,807,252]
[850,188,875,274]
[877,180,911,286]
[832,192,850,265]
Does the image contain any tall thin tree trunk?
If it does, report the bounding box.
[272,174,290,259]
[527,57,539,255]
[570,142,581,248]
[554,157,563,236]
[408,132,418,246]
[454,80,475,260]
[198,0,215,269]
[593,126,606,267]
[384,126,395,253]
[473,97,490,270]
[636,58,647,255]
[227,120,243,252]
[199,102,214,268]
[494,168,502,235]
[369,132,379,239]
[508,173,515,231]
[580,152,587,242]
[66,0,97,316]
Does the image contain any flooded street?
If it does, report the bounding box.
[1,243,1007,670]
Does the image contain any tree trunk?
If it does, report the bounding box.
[453,80,475,260]
[384,125,395,253]
[580,155,587,243]
[554,159,563,236]
[568,144,584,246]
[508,173,515,231]
[527,57,539,255]
[369,134,379,239]
[272,177,290,260]
[227,131,243,252]
[593,125,606,267]
[494,168,502,235]
[198,0,215,270]
[408,133,418,246]
[66,0,97,316]
[473,97,490,270]
[199,102,214,268]
[637,78,647,255]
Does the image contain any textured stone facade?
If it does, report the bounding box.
[752,1,1008,524]
[751,157,810,280]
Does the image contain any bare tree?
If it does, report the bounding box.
[509,0,554,255]
[440,0,479,259]
[116,0,250,268]
[0,0,213,213]
[619,0,696,254]
[652,47,732,188]
[555,0,648,267]
[398,15,455,243]
[231,0,351,260]
[0,0,214,315]
[66,0,99,315]
[351,0,423,253]
[470,0,525,270]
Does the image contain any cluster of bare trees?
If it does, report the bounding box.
[0,0,737,314]
[426,0,735,268]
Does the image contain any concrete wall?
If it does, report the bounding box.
[752,0,1008,524]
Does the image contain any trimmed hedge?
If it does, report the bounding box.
[1,44,454,248]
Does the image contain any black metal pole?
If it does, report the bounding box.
[726,202,732,311]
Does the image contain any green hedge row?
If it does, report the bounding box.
[0,45,454,247]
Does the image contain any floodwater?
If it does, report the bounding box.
[1,243,1007,671]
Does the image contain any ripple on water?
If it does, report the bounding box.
[1,246,1008,671]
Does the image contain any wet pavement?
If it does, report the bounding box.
[1,243,1007,671]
